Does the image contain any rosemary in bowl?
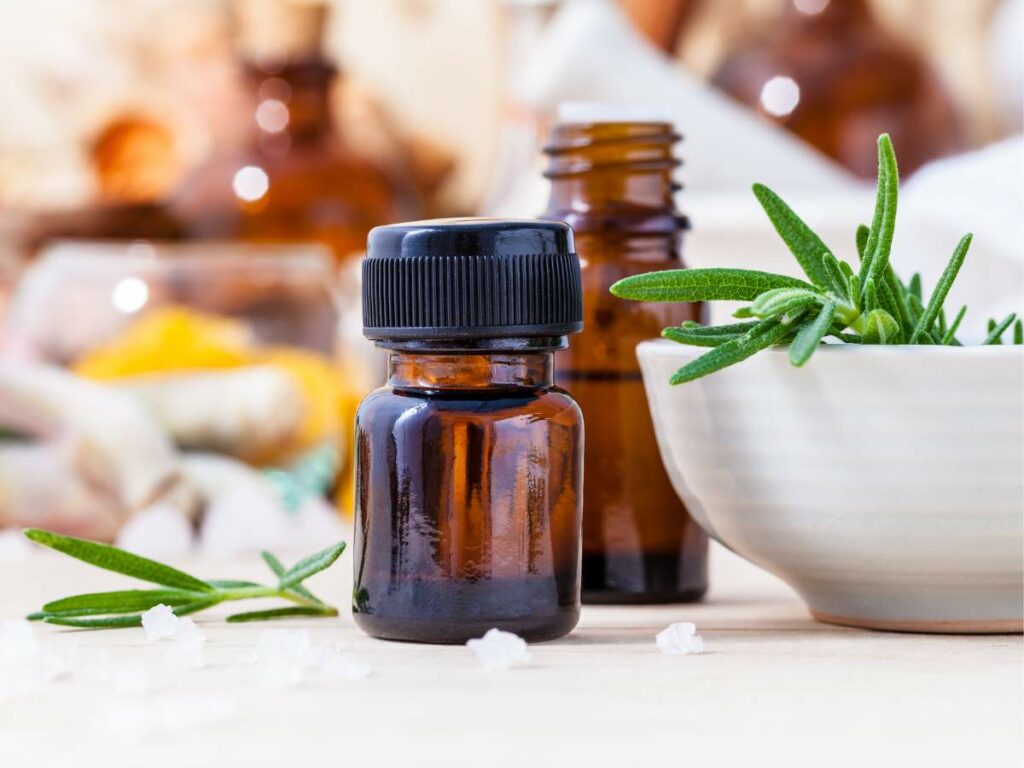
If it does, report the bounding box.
[611,134,1022,385]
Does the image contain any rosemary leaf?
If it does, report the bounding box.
[669,319,790,385]
[1015,319,1023,345]
[277,541,347,589]
[862,136,900,293]
[909,233,972,343]
[262,551,326,606]
[983,313,1018,345]
[941,305,967,345]
[749,288,823,319]
[789,303,837,367]
[862,309,900,344]
[908,273,922,301]
[42,589,201,615]
[610,268,816,303]
[227,606,337,623]
[752,183,841,292]
[855,224,870,263]
[23,529,213,593]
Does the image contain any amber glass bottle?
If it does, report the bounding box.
[353,219,584,644]
[711,0,963,178]
[171,0,416,258]
[543,118,707,604]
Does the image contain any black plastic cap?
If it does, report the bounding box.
[362,218,583,343]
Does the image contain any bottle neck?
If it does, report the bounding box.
[387,351,554,391]
[244,59,337,150]
[543,121,686,235]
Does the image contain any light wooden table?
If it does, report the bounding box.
[1,540,1020,767]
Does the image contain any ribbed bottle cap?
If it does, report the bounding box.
[362,218,583,343]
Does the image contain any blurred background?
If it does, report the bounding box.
[0,0,1020,556]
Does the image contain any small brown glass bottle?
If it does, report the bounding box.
[542,116,708,605]
[353,219,584,644]
[710,0,963,178]
[171,0,417,260]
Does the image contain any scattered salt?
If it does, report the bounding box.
[252,629,311,688]
[656,622,705,655]
[111,657,151,695]
[163,618,207,670]
[116,504,194,559]
[466,628,530,670]
[141,604,181,641]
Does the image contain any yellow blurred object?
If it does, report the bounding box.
[75,307,252,379]
[74,306,347,468]
[253,346,345,459]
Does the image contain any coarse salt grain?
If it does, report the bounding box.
[466,628,530,670]
[141,604,181,641]
[656,622,705,655]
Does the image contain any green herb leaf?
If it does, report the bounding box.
[749,287,823,319]
[821,254,849,300]
[859,135,899,289]
[941,305,967,345]
[42,589,201,615]
[611,268,816,303]
[226,606,337,623]
[42,614,145,629]
[855,224,870,262]
[23,529,214,593]
[25,530,346,630]
[262,551,325,605]
[277,541,347,590]
[789,303,837,367]
[909,233,972,343]
[862,309,900,344]
[669,319,791,385]
[908,273,922,301]
[983,313,1018,344]
[751,184,840,292]
[1015,319,1023,345]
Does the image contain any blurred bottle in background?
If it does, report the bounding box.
[710,0,965,178]
[172,0,418,258]
[171,0,420,512]
[543,110,708,604]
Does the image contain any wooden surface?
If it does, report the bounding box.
[1,539,1020,767]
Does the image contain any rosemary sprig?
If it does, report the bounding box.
[23,528,344,628]
[611,133,1023,384]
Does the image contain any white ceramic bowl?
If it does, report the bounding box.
[637,340,1024,633]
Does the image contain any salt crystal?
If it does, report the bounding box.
[466,628,530,670]
[656,622,705,655]
[141,604,180,641]
[252,629,311,688]
[315,648,372,680]
[112,657,151,695]
[164,618,207,669]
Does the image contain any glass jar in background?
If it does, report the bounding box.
[542,112,708,605]
[710,0,964,178]
[7,240,343,479]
